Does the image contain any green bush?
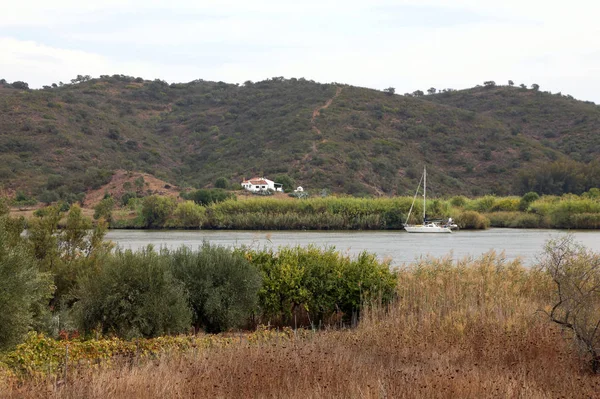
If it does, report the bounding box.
[184,188,233,206]
[141,195,176,228]
[519,191,540,211]
[74,248,192,339]
[214,177,229,189]
[170,201,206,228]
[168,244,262,333]
[0,216,54,350]
[246,246,396,326]
[456,210,490,229]
[93,197,114,222]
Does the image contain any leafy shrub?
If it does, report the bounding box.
[184,189,234,206]
[214,177,229,189]
[74,248,192,339]
[245,246,396,326]
[519,191,540,211]
[93,197,114,222]
[141,195,176,227]
[0,216,53,350]
[456,210,490,229]
[170,201,206,228]
[168,244,262,333]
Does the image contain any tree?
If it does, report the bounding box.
[10,81,29,90]
[539,236,600,372]
[0,216,54,350]
[383,87,395,96]
[171,201,205,228]
[168,244,262,333]
[518,191,539,211]
[74,248,192,339]
[427,87,437,95]
[412,90,424,97]
[508,80,514,86]
[141,195,176,227]
[274,174,295,192]
[483,81,496,87]
[520,83,527,89]
[214,177,229,189]
[93,197,115,223]
[184,189,233,206]
[531,83,540,91]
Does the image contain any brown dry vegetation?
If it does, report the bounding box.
[3,252,600,398]
[83,170,181,208]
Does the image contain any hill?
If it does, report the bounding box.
[0,76,599,200]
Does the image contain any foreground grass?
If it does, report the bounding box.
[3,252,600,398]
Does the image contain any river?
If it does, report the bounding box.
[105,228,600,267]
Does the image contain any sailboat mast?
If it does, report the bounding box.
[423,166,426,223]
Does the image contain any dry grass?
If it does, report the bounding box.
[4,251,600,398]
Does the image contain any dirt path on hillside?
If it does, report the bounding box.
[311,87,343,133]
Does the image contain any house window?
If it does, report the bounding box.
[262,186,266,189]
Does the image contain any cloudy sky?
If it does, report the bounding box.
[2,0,600,102]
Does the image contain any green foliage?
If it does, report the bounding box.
[168,244,262,333]
[170,201,206,228]
[183,188,233,206]
[455,210,490,229]
[245,246,396,326]
[519,191,540,211]
[2,77,598,198]
[214,177,229,189]
[93,197,114,222]
[27,205,112,304]
[74,248,192,339]
[141,195,176,228]
[274,174,295,192]
[0,216,53,350]
[517,160,600,195]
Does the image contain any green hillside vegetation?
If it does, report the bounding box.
[0,76,599,201]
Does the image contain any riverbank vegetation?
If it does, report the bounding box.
[82,187,600,230]
[3,229,600,397]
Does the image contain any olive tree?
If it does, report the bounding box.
[0,215,53,350]
[539,235,600,372]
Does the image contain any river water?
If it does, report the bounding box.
[105,229,600,267]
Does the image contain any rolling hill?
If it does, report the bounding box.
[0,76,599,200]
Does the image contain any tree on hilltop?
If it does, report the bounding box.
[383,87,395,96]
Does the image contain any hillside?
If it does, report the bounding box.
[0,76,599,200]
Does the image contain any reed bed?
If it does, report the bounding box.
[4,251,599,398]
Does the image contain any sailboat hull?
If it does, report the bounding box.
[404,225,452,233]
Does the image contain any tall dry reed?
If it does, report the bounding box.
[3,252,598,398]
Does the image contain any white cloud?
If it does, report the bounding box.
[1,0,600,102]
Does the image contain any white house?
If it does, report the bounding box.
[294,186,304,192]
[241,177,283,192]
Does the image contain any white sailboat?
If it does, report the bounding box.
[404,166,452,233]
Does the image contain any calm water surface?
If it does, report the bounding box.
[106,229,600,267]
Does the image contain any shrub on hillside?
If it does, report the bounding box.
[456,210,490,229]
[168,244,262,333]
[74,248,192,339]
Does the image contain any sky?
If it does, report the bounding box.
[2,0,600,102]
